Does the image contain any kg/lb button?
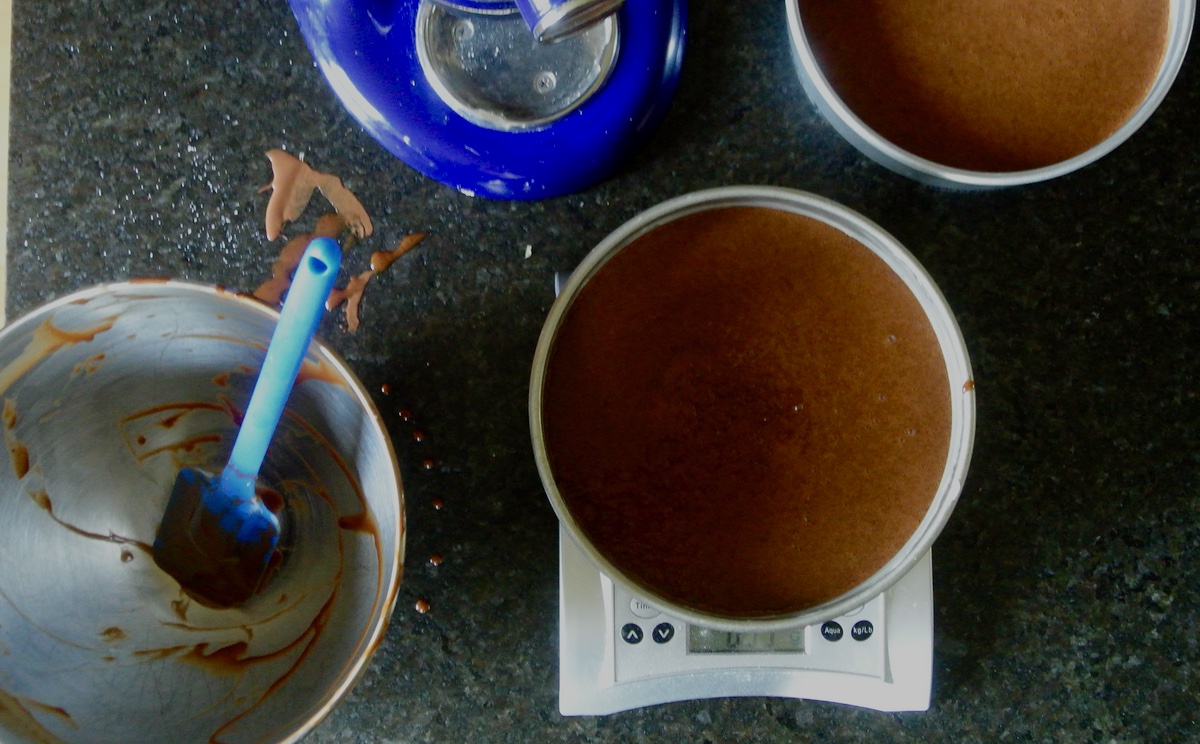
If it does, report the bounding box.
[621,623,644,644]
[820,621,844,642]
[651,623,675,644]
[851,620,874,641]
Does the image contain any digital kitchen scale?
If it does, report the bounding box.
[544,267,937,715]
[537,180,977,716]
[557,525,934,715]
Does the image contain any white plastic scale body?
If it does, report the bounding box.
[557,525,935,715]
[548,272,937,715]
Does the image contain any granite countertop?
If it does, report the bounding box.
[6,1,1200,741]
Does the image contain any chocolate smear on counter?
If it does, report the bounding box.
[254,180,425,333]
[325,233,427,333]
[325,271,374,333]
[254,213,349,305]
[370,232,427,272]
[260,150,372,241]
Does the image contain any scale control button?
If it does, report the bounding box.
[629,598,661,619]
[851,620,874,641]
[621,623,644,644]
[820,621,844,642]
[651,623,675,644]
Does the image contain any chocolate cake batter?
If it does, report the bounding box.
[542,207,952,618]
[798,0,1171,171]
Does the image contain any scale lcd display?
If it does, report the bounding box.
[686,626,805,654]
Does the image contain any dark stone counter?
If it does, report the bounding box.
[7,1,1199,741]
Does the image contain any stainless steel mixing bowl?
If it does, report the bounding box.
[0,282,405,744]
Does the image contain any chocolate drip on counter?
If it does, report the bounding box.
[260,151,372,242]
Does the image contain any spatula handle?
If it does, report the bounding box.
[219,237,342,499]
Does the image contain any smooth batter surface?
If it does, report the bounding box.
[542,207,952,618]
[798,0,1171,172]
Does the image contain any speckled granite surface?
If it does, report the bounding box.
[6,1,1200,741]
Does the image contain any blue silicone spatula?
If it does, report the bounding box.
[152,237,342,607]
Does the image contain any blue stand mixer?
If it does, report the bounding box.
[289,0,687,199]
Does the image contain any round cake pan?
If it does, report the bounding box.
[787,0,1196,188]
[530,186,976,632]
